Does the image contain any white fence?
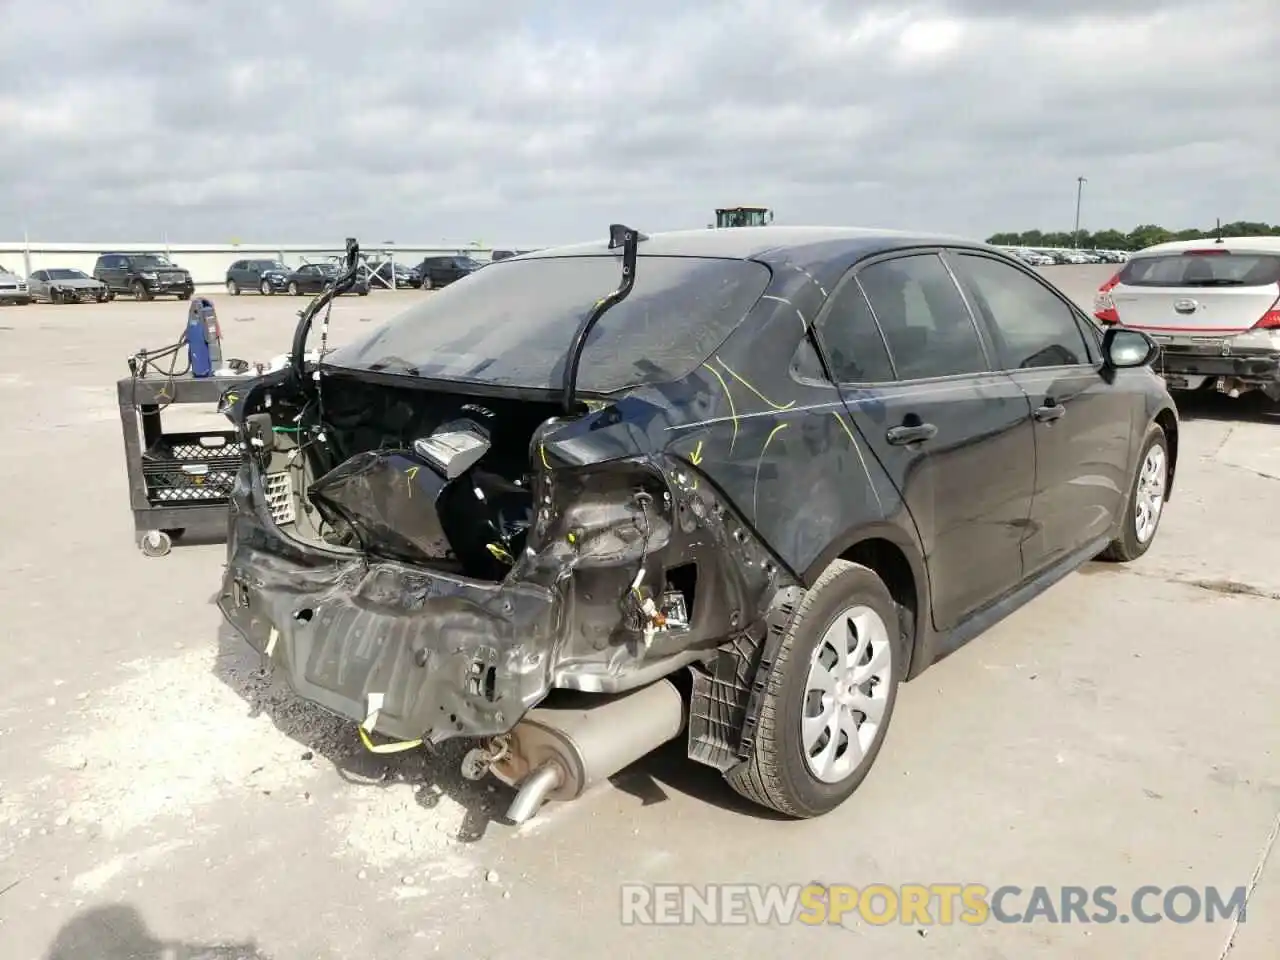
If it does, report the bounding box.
[0,240,531,288]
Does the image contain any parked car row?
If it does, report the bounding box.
[1,247,540,306]
[0,251,196,305]
[1002,247,1130,266]
[225,253,496,295]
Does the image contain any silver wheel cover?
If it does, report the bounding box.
[1134,444,1166,544]
[802,604,893,784]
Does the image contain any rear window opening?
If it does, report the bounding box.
[325,254,773,393]
[1120,252,1280,288]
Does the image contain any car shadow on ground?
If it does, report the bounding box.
[1172,388,1280,424]
[45,904,270,960]
[608,736,795,822]
[211,621,502,843]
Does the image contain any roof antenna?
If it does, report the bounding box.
[561,224,646,413]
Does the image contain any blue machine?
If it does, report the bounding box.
[185,297,223,377]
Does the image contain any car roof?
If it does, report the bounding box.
[1133,236,1280,258]
[519,225,997,269]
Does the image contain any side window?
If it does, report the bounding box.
[815,277,896,383]
[952,253,1091,369]
[856,253,989,380]
[32,271,46,281]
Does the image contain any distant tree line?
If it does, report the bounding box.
[986,221,1280,251]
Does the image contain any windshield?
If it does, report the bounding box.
[47,269,89,280]
[1120,251,1280,288]
[130,255,176,269]
[326,254,772,393]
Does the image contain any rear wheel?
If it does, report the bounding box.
[227,279,240,295]
[725,560,902,817]
[1098,423,1168,562]
[422,276,433,290]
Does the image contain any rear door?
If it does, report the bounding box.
[1108,247,1280,336]
[947,250,1134,574]
[828,251,1035,632]
[97,256,124,290]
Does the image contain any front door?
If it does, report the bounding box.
[822,251,1036,631]
[946,250,1133,574]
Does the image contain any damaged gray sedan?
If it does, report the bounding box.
[218,226,1177,822]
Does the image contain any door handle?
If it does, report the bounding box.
[886,422,938,445]
[1034,403,1066,423]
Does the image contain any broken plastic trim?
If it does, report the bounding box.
[289,237,362,385]
[560,223,646,415]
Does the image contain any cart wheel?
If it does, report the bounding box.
[140,530,172,558]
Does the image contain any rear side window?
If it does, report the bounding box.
[951,253,1091,369]
[856,254,988,380]
[1120,252,1280,288]
[327,255,772,393]
[815,278,896,383]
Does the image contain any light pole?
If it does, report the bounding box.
[1073,176,1087,249]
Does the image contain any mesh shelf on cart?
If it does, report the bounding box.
[139,431,244,506]
[143,432,244,463]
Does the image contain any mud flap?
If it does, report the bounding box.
[686,586,803,771]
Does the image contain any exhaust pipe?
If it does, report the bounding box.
[491,678,687,824]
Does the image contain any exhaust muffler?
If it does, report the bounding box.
[488,678,687,824]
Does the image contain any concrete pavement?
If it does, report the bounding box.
[0,267,1275,959]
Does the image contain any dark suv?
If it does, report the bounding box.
[226,259,291,296]
[417,255,482,289]
[94,253,194,301]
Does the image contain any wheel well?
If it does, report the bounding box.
[838,537,920,669]
[1154,407,1178,498]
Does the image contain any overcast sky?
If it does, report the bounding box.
[1,0,1276,246]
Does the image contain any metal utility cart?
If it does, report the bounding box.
[116,373,249,556]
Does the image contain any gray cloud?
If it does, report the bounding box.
[0,0,1276,245]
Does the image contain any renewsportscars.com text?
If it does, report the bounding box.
[619,883,1249,927]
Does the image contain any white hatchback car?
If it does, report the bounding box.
[1094,236,1280,400]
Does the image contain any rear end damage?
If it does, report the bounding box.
[216,367,792,817]
[1095,245,1280,400]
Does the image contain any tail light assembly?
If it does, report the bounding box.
[1093,272,1121,324]
[1252,295,1280,330]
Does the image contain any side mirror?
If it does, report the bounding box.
[1101,325,1158,369]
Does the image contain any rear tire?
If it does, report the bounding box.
[1098,423,1168,563]
[724,560,903,818]
[227,280,240,295]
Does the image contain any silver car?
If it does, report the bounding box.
[1094,236,1280,400]
[28,267,110,304]
[0,263,32,305]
